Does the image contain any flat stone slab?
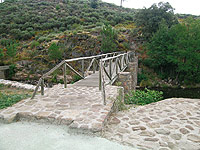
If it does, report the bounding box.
[0,84,120,135]
[103,98,200,150]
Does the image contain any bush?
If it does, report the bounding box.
[48,42,63,61]
[0,92,30,109]
[125,88,163,105]
[0,49,4,59]
[8,64,16,79]
[6,43,17,57]
[101,24,117,53]
[30,41,40,49]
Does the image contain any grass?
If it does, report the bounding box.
[0,84,31,109]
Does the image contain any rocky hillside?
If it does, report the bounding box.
[0,0,138,84]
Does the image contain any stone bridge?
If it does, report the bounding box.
[0,51,138,135]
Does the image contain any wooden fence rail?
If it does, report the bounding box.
[31,51,134,105]
[31,52,121,99]
[99,51,134,105]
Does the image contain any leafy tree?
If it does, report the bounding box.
[48,43,63,62]
[90,0,98,9]
[101,24,117,53]
[134,2,178,40]
[146,18,200,84]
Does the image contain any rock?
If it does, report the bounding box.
[118,128,129,134]
[170,133,182,140]
[128,120,140,125]
[141,117,152,122]
[109,117,120,124]
[177,114,186,118]
[147,122,160,128]
[144,138,159,142]
[180,128,190,134]
[132,126,146,131]
[155,129,170,135]
[159,148,170,150]
[139,131,155,137]
[185,125,194,130]
[187,134,200,143]
[194,121,200,127]
[160,119,172,124]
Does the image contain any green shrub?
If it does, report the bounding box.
[48,42,63,61]
[0,49,4,60]
[125,88,163,105]
[56,4,60,10]
[6,43,17,57]
[30,41,40,49]
[71,74,82,84]
[101,24,117,53]
[0,92,30,109]
[8,64,16,79]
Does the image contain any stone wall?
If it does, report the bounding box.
[117,56,138,93]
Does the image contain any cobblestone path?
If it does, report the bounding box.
[0,84,119,135]
[103,98,200,150]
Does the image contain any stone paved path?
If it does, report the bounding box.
[0,84,120,135]
[103,98,200,150]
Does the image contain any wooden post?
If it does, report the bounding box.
[109,59,112,80]
[116,58,118,75]
[93,59,96,73]
[81,59,84,78]
[41,78,44,95]
[63,63,67,88]
[99,60,102,91]
[100,61,106,105]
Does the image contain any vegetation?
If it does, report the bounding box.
[125,88,163,105]
[101,24,117,53]
[0,0,135,40]
[0,84,31,109]
[48,42,63,62]
[134,2,178,40]
[145,18,200,84]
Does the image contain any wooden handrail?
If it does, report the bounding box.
[31,51,122,99]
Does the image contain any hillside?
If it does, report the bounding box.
[0,0,135,40]
[0,0,137,84]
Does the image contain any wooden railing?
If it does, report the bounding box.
[99,51,134,105]
[31,51,134,104]
[31,52,121,99]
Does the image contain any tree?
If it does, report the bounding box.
[90,0,98,9]
[101,24,117,53]
[146,18,200,84]
[6,43,17,57]
[134,2,178,40]
[48,43,63,62]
